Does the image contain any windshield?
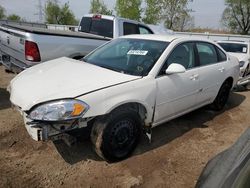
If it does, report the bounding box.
[83,38,169,76]
[218,42,248,54]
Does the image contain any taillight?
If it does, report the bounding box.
[25,40,41,62]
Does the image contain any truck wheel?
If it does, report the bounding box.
[91,108,141,162]
[210,80,232,111]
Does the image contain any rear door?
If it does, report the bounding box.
[195,42,228,105]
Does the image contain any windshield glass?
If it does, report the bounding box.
[83,38,169,76]
[218,42,248,54]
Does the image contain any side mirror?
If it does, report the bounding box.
[165,63,186,75]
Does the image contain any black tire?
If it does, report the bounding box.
[210,80,232,111]
[91,108,141,162]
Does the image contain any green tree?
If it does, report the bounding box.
[0,5,6,19]
[161,0,193,31]
[115,0,142,21]
[221,0,250,34]
[45,0,78,25]
[89,0,113,15]
[7,14,21,21]
[142,0,162,24]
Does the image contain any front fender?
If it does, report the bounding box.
[77,78,156,123]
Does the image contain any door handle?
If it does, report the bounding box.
[190,74,199,80]
[219,67,225,72]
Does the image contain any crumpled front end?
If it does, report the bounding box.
[22,112,89,141]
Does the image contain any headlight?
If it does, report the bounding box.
[29,99,89,121]
[239,61,245,67]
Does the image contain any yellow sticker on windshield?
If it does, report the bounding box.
[127,50,148,56]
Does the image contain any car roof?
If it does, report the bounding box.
[120,34,179,42]
[217,40,249,44]
[120,34,219,44]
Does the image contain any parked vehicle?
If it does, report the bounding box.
[0,14,153,73]
[196,128,250,188]
[8,35,239,161]
[217,40,250,87]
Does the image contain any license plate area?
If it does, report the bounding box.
[2,55,10,62]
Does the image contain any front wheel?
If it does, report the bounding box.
[210,80,232,111]
[91,108,141,162]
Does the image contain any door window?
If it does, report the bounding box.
[217,47,227,62]
[139,26,153,34]
[196,42,218,66]
[160,42,195,75]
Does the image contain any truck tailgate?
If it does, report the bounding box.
[0,26,26,69]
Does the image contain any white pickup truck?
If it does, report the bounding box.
[9,35,239,161]
[0,14,154,73]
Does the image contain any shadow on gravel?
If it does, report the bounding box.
[135,92,246,156]
[53,92,246,164]
[53,139,102,164]
[0,88,11,110]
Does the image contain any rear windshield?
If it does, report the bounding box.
[218,42,248,54]
[79,17,113,38]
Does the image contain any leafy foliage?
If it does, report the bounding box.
[142,0,162,24]
[221,0,250,34]
[115,0,142,21]
[7,14,21,21]
[0,5,6,19]
[90,0,113,15]
[161,0,193,31]
[45,0,78,25]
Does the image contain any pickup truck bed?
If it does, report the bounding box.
[1,24,110,40]
[0,24,110,72]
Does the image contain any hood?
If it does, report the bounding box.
[228,52,249,61]
[10,57,140,111]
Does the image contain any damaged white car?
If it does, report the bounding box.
[9,35,239,161]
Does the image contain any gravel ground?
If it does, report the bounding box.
[0,65,249,188]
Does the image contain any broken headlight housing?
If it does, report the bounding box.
[28,99,89,121]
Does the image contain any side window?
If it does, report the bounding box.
[217,47,227,62]
[123,22,139,35]
[139,26,153,34]
[165,43,195,69]
[196,42,218,66]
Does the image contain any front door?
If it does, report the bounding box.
[154,42,200,124]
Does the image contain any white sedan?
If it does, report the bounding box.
[9,35,239,161]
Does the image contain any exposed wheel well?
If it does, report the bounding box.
[87,102,148,131]
[225,77,233,88]
[110,103,147,124]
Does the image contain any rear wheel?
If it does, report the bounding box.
[91,108,141,162]
[210,80,232,111]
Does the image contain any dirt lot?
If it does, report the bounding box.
[0,65,249,188]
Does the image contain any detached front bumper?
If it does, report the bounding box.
[22,112,88,141]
